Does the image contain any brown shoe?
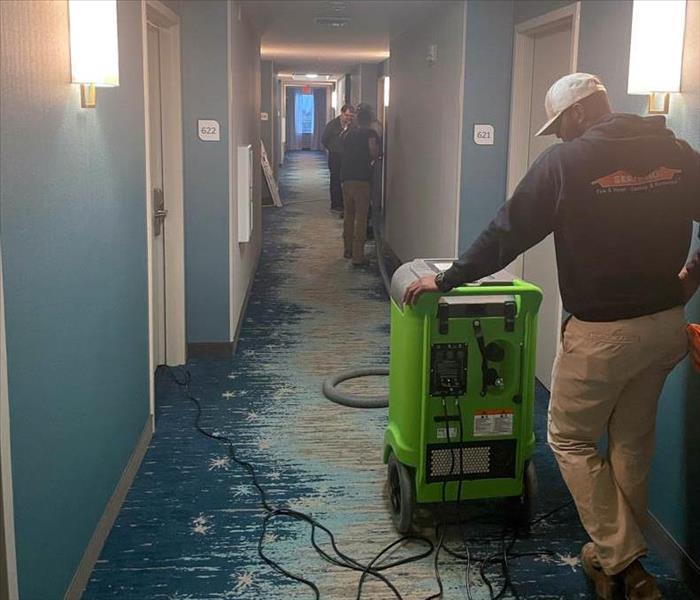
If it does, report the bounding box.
[581,543,617,600]
[621,561,662,600]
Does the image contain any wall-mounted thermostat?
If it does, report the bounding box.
[198,119,220,141]
[473,124,494,145]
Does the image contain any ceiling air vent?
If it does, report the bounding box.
[315,16,351,28]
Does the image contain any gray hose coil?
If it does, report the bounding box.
[322,367,389,408]
[323,161,393,409]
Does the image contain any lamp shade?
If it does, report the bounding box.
[628,0,686,94]
[69,0,120,87]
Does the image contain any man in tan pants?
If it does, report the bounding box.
[549,308,688,598]
[404,73,700,599]
[339,107,380,265]
[342,180,371,264]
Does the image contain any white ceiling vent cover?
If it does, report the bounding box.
[314,16,351,28]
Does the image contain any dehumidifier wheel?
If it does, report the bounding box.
[387,454,415,534]
[508,460,538,529]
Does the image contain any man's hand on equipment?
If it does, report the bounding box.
[403,275,440,306]
[679,266,699,303]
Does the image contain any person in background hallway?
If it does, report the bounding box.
[404,73,700,600]
[340,107,380,265]
[322,104,354,215]
[357,103,384,240]
[357,102,383,140]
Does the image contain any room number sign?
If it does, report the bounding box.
[198,119,220,141]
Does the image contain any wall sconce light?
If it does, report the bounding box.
[68,0,120,108]
[627,0,686,115]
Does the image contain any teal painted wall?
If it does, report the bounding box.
[459,0,700,565]
[0,1,150,598]
[459,0,515,250]
[181,0,231,343]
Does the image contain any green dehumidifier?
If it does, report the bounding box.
[384,259,543,533]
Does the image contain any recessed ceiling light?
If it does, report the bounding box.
[291,73,332,81]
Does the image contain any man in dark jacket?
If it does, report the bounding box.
[322,104,354,214]
[339,107,380,264]
[405,73,699,600]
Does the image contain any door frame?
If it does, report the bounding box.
[454,0,468,257]
[141,0,186,417]
[505,2,580,351]
[0,244,19,600]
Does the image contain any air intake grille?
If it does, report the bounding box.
[430,446,490,476]
[426,440,516,483]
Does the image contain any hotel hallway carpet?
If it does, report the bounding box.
[83,151,696,600]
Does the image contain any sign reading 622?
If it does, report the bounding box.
[197,119,220,142]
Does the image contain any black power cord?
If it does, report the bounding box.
[166,366,575,599]
[165,366,437,600]
[453,398,474,600]
[423,399,458,600]
[443,399,575,600]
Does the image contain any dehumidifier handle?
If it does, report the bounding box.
[473,320,501,396]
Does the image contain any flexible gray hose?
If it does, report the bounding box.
[322,160,393,409]
[322,367,389,408]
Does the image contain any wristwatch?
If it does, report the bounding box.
[434,271,452,293]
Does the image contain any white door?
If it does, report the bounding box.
[522,24,571,389]
[147,24,167,367]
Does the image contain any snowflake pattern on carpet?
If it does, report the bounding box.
[82,152,695,600]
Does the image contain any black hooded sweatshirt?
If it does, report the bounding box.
[442,113,700,322]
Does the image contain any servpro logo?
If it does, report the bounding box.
[592,166,682,194]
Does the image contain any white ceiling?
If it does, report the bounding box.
[241,0,439,76]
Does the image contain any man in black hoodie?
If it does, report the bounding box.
[405,73,699,600]
[322,104,355,214]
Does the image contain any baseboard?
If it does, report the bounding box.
[186,341,235,358]
[63,415,154,600]
[645,510,700,596]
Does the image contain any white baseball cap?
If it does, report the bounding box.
[536,73,608,136]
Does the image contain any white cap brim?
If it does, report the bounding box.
[535,110,563,137]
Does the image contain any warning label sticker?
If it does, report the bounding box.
[473,409,514,437]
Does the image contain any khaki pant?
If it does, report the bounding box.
[548,306,688,575]
[342,180,370,264]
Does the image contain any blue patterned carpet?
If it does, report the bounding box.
[83,151,695,600]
